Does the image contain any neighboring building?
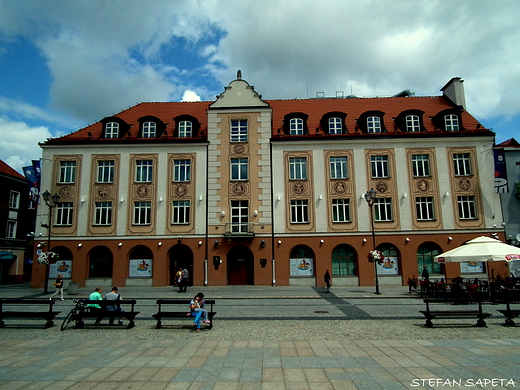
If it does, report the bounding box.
[33,74,503,289]
[0,160,35,284]
[495,138,520,277]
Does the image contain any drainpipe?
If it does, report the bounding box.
[270,140,276,286]
[204,142,209,286]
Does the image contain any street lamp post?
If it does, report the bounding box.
[365,188,381,295]
[41,190,60,294]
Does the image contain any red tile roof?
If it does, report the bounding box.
[43,95,491,145]
[0,159,24,180]
[496,138,520,147]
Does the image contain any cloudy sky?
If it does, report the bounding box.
[1,0,519,173]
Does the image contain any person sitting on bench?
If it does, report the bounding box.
[105,287,124,326]
[87,287,103,325]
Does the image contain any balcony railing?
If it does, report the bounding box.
[224,223,255,236]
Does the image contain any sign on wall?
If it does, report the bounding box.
[460,261,484,274]
[377,256,399,275]
[49,261,72,279]
[290,258,314,277]
[129,259,152,278]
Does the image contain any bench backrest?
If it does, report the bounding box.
[155,298,215,311]
[0,298,56,312]
[79,299,137,311]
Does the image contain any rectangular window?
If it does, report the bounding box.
[172,201,190,224]
[6,220,16,238]
[289,157,307,180]
[231,200,249,233]
[290,199,309,223]
[133,201,151,225]
[9,191,20,209]
[231,119,248,142]
[453,153,471,176]
[330,156,348,179]
[94,202,112,225]
[332,199,350,222]
[142,122,156,138]
[367,116,381,133]
[174,160,191,182]
[416,197,434,221]
[406,115,420,132]
[328,117,342,134]
[178,121,192,137]
[55,202,74,226]
[105,122,119,139]
[135,160,153,182]
[445,114,459,131]
[59,161,77,183]
[231,158,248,181]
[371,155,389,178]
[412,154,430,177]
[457,196,477,219]
[97,161,114,183]
[289,118,304,135]
[374,198,392,222]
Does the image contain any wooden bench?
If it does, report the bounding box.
[0,298,61,328]
[495,290,520,326]
[152,299,216,329]
[420,297,491,328]
[73,299,139,328]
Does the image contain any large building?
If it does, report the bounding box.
[33,74,504,290]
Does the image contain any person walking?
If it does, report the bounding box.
[49,273,64,301]
[179,268,189,293]
[105,286,123,326]
[324,270,331,293]
[88,286,104,325]
[422,265,430,281]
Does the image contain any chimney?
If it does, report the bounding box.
[441,77,466,109]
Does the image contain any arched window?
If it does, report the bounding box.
[377,243,400,275]
[445,114,459,131]
[417,242,443,275]
[89,246,113,278]
[142,121,156,138]
[50,246,73,279]
[179,121,192,137]
[290,118,304,135]
[405,115,421,132]
[328,117,342,134]
[105,122,119,139]
[367,116,381,133]
[332,245,357,276]
[129,245,153,278]
[289,245,314,277]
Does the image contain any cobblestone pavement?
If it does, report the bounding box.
[0,284,519,389]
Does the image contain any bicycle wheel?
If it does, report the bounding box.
[60,309,75,331]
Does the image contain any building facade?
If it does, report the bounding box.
[33,74,504,289]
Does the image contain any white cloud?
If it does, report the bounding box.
[0,116,51,173]
[181,90,202,102]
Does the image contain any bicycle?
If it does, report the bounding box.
[60,298,88,331]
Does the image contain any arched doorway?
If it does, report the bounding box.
[50,246,73,279]
[169,244,193,286]
[227,245,254,285]
[89,246,113,278]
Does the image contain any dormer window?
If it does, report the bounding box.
[406,115,421,132]
[290,118,304,135]
[328,117,342,134]
[105,122,119,139]
[367,116,381,133]
[179,121,192,137]
[142,121,156,138]
[395,110,424,132]
[445,114,459,131]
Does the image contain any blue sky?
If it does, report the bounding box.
[1,0,519,173]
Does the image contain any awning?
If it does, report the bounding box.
[0,251,16,260]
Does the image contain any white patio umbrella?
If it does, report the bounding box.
[435,236,520,263]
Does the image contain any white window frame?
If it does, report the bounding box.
[178,121,192,137]
[289,118,304,135]
[412,154,430,177]
[173,160,191,182]
[94,201,112,225]
[289,157,307,180]
[9,191,20,209]
[406,115,421,132]
[135,160,153,182]
[142,121,156,138]
[416,196,435,221]
[231,119,248,142]
[457,196,477,219]
[332,199,350,223]
[374,198,392,222]
[445,114,459,131]
[330,156,348,179]
[367,116,381,133]
[133,201,151,225]
[231,200,249,233]
[97,161,114,183]
[328,117,342,134]
[172,200,190,224]
[290,199,309,223]
[59,161,77,183]
[105,122,119,139]
[230,158,248,181]
[6,220,16,238]
[453,153,472,176]
[370,155,389,178]
[55,202,74,226]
